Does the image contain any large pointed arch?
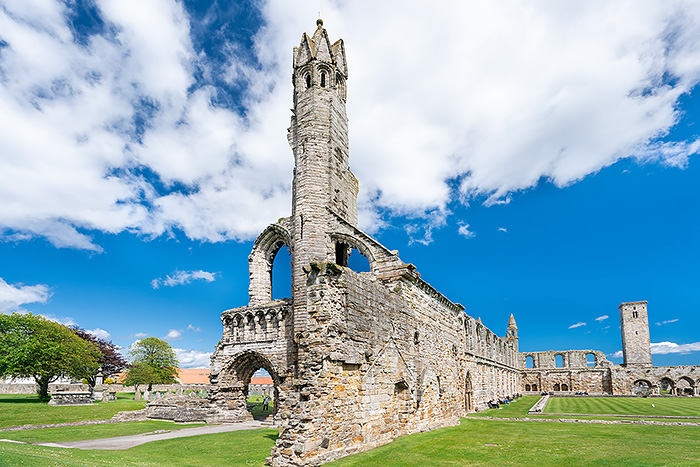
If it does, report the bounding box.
[330,232,377,273]
[249,224,292,306]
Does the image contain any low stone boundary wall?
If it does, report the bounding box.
[528,394,549,414]
[0,383,88,394]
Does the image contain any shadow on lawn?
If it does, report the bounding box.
[0,395,45,404]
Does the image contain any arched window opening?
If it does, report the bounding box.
[305,73,311,88]
[271,246,291,300]
[531,384,538,391]
[633,380,652,395]
[553,383,561,391]
[336,73,346,100]
[525,384,531,391]
[586,353,596,367]
[555,354,564,368]
[320,71,326,87]
[561,383,569,391]
[633,311,638,318]
[659,378,674,395]
[526,355,535,368]
[334,242,371,272]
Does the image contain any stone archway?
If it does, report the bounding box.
[464,372,473,413]
[677,377,694,396]
[214,351,283,422]
[659,377,675,395]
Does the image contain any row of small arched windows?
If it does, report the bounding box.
[302,70,346,98]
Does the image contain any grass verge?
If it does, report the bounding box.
[0,394,145,429]
[0,428,279,467]
[544,396,700,417]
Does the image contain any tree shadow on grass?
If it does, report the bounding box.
[264,433,279,442]
[0,395,44,404]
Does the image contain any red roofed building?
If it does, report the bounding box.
[176,368,211,385]
[249,376,273,396]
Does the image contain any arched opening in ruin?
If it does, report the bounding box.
[464,372,473,412]
[586,353,596,367]
[320,71,326,87]
[336,73,346,100]
[553,383,561,391]
[555,354,564,368]
[561,383,569,391]
[305,72,311,88]
[393,379,411,427]
[526,355,535,368]
[525,384,531,391]
[271,246,292,300]
[633,379,652,395]
[531,384,538,391]
[332,235,373,273]
[677,377,694,396]
[659,377,675,395]
[221,351,281,423]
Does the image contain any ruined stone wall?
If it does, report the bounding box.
[619,301,653,367]
[269,263,520,466]
[611,365,700,395]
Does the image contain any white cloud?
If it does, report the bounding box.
[458,223,476,239]
[86,328,111,340]
[655,318,679,325]
[165,329,183,340]
[498,227,507,233]
[651,341,700,354]
[151,270,216,289]
[1,1,700,248]
[174,348,211,368]
[609,350,623,359]
[595,315,609,322]
[0,278,52,313]
[187,324,201,332]
[40,314,77,327]
[569,322,586,329]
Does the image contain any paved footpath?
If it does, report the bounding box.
[13,421,269,450]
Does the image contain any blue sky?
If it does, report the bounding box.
[1,0,700,368]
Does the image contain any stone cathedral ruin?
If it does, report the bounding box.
[145,20,699,467]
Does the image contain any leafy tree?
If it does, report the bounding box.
[126,337,179,391]
[0,313,101,400]
[123,362,157,391]
[71,327,127,390]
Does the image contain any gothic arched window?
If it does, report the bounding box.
[320,71,326,87]
[305,73,311,88]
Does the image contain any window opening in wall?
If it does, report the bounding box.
[526,355,535,368]
[553,383,561,391]
[320,71,326,87]
[531,384,538,391]
[335,242,349,267]
[633,311,638,318]
[586,353,595,367]
[525,384,531,391]
[561,383,569,391]
[271,246,291,300]
[336,73,345,99]
[305,73,311,88]
[555,354,564,368]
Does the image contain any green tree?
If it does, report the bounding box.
[0,313,101,400]
[126,337,178,391]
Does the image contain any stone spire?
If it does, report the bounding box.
[506,314,518,352]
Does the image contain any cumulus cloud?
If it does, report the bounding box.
[1,1,700,248]
[655,319,679,325]
[569,322,586,329]
[151,270,216,289]
[650,341,700,354]
[174,348,212,368]
[609,350,623,359]
[595,315,609,322]
[165,329,183,340]
[86,328,112,340]
[0,278,52,313]
[40,314,77,327]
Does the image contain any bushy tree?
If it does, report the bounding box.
[71,327,127,389]
[126,337,178,391]
[0,313,101,400]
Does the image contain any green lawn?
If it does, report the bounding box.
[0,420,204,443]
[545,397,700,417]
[0,428,279,467]
[0,394,145,429]
[327,418,700,466]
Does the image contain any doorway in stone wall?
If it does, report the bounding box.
[226,351,281,423]
[464,373,473,412]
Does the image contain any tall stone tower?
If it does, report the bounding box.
[288,18,358,331]
[619,301,653,367]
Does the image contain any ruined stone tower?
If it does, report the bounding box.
[506,314,518,353]
[619,300,653,367]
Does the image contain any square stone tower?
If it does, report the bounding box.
[619,301,653,367]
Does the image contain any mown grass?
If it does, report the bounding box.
[328,418,700,466]
[0,420,204,443]
[0,394,144,429]
[545,396,700,417]
[0,428,279,467]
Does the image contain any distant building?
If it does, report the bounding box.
[248,376,273,396]
[176,368,211,385]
